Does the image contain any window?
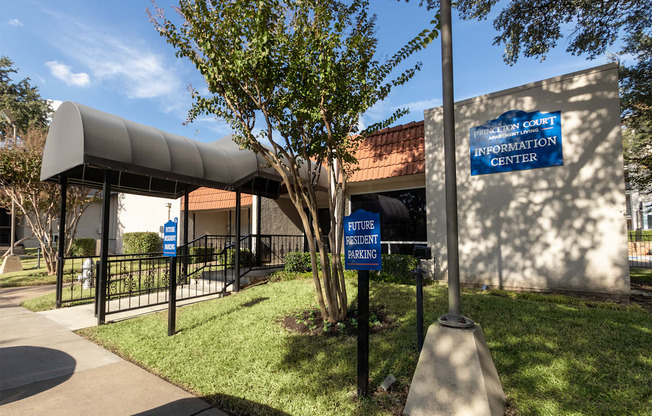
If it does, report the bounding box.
[351,188,427,254]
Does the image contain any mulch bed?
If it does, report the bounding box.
[281,304,394,336]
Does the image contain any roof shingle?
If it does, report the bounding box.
[182,188,252,212]
[182,120,425,209]
[349,121,425,183]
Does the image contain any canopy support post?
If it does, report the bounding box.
[182,189,189,282]
[97,172,111,325]
[234,188,241,292]
[256,192,262,266]
[56,176,67,309]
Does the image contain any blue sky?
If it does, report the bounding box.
[1,0,614,143]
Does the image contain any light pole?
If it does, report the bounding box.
[1,109,18,255]
[436,0,474,329]
[0,109,23,273]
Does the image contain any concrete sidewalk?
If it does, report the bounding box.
[0,287,227,416]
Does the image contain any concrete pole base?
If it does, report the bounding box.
[404,324,505,416]
[0,255,23,274]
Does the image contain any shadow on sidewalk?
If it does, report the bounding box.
[0,346,76,405]
[133,395,292,416]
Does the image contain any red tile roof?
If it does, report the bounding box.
[182,188,252,212]
[349,121,425,183]
[183,121,425,209]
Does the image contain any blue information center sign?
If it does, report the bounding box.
[470,110,563,175]
[163,218,178,257]
[344,209,381,271]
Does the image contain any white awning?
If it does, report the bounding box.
[41,102,325,198]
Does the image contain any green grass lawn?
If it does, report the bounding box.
[0,254,55,287]
[631,267,652,285]
[78,278,652,416]
[21,286,96,311]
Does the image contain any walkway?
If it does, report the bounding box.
[0,286,227,416]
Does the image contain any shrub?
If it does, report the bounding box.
[122,232,162,254]
[189,246,215,264]
[268,270,312,282]
[370,254,420,285]
[70,238,96,257]
[628,230,652,241]
[227,248,256,267]
[284,252,313,272]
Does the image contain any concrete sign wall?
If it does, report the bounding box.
[424,64,629,295]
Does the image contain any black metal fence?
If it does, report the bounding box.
[628,232,652,268]
[57,252,162,306]
[185,234,304,269]
[57,233,305,317]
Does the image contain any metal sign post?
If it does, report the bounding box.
[344,209,381,398]
[164,219,178,336]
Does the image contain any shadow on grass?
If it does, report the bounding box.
[273,283,445,413]
[464,293,652,415]
[241,297,269,308]
[275,282,651,415]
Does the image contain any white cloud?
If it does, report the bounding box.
[48,99,63,112]
[397,98,442,113]
[42,12,184,103]
[8,19,23,27]
[83,40,181,99]
[46,61,90,87]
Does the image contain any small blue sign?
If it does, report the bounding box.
[344,209,381,271]
[163,219,178,257]
[470,110,563,175]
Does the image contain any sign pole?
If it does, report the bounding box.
[343,209,380,399]
[415,262,424,352]
[357,269,370,398]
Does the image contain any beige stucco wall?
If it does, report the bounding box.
[425,63,629,295]
[191,208,251,240]
[115,194,180,253]
[259,197,304,235]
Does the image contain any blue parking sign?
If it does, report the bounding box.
[344,210,381,271]
[163,219,178,257]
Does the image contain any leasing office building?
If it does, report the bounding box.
[36,63,628,296]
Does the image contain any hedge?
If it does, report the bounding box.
[189,246,215,264]
[70,238,96,257]
[284,252,313,272]
[227,248,256,267]
[122,232,162,254]
[283,251,420,285]
[370,254,419,285]
[628,230,652,241]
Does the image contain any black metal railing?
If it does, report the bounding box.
[105,254,171,314]
[181,234,304,269]
[57,233,305,316]
[57,252,162,306]
[628,232,652,268]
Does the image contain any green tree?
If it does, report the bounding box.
[151,0,437,322]
[0,56,52,138]
[405,0,650,63]
[620,31,651,192]
[0,128,96,274]
[1,57,95,274]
